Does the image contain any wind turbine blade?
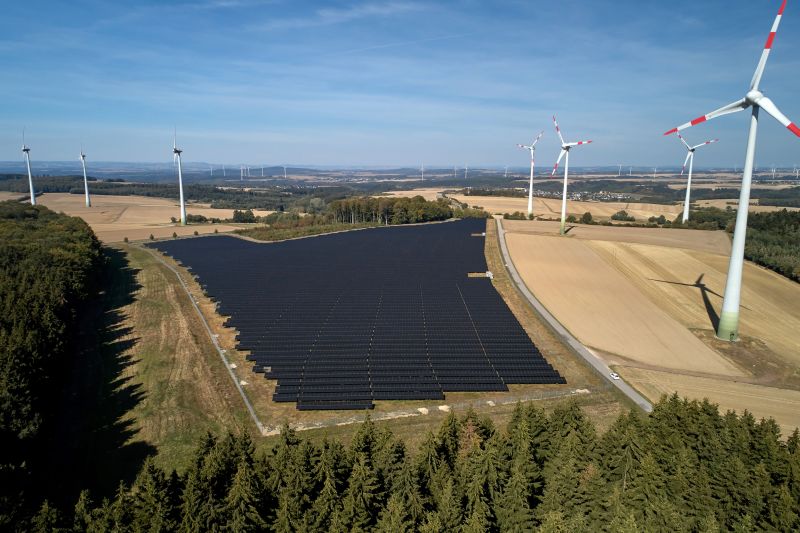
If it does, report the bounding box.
[693,139,720,150]
[565,140,592,147]
[532,131,544,146]
[681,151,692,176]
[553,116,565,145]
[676,133,691,150]
[552,149,567,176]
[751,0,788,90]
[696,274,704,285]
[758,96,800,137]
[663,98,748,135]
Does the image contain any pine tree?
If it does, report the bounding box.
[132,456,175,532]
[31,500,61,533]
[496,467,534,532]
[110,482,133,532]
[225,458,266,532]
[437,412,461,469]
[433,475,461,533]
[375,493,413,532]
[392,458,426,525]
[341,454,379,531]
[73,490,94,532]
[179,467,211,533]
[310,446,341,532]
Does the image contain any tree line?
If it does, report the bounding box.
[23,396,800,532]
[0,201,104,527]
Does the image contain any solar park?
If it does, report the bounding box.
[149,218,564,410]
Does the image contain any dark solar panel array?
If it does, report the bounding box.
[149,219,565,410]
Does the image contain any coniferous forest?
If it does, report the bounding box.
[25,398,800,532]
[0,202,104,527]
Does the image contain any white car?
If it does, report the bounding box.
[609,372,621,380]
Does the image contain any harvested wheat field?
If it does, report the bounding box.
[586,240,800,366]
[505,232,744,376]
[452,194,681,221]
[694,198,800,213]
[503,219,800,433]
[620,367,800,437]
[34,193,273,242]
[502,219,731,255]
[379,187,446,201]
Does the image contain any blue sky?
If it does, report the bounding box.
[0,0,798,168]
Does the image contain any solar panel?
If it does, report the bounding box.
[149,219,565,410]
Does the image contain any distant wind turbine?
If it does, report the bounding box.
[222,164,226,177]
[22,130,35,205]
[283,165,287,179]
[173,131,187,226]
[675,133,719,223]
[80,148,91,208]
[618,164,622,177]
[552,115,592,235]
[663,0,800,341]
[517,131,544,216]
[464,165,468,180]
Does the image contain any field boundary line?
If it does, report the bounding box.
[139,245,267,435]
[494,218,653,413]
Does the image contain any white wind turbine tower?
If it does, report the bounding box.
[283,165,287,179]
[22,131,35,205]
[771,164,776,179]
[80,148,91,208]
[516,131,544,216]
[222,164,226,177]
[664,0,799,341]
[551,115,593,235]
[464,165,468,180]
[629,166,632,176]
[618,164,622,177]
[173,132,187,226]
[504,165,508,179]
[675,133,719,223]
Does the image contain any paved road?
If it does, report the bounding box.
[494,218,653,413]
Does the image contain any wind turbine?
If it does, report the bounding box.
[517,131,544,216]
[504,165,508,179]
[618,164,622,177]
[283,165,287,179]
[771,164,776,179]
[675,133,718,223]
[663,0,799,341]
[222,164,226,177]
[464,165,468,180]
[173,131,187,226]
[629,166,632,176]
[80,148,91,208]
[22,130,35,205]
[551,115,593,235]
[261,166,264,178]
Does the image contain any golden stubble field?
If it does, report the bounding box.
[503,218,800,435]
[32,193,273,242]
[452,194,683,221]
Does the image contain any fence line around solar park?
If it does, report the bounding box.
[493,218,654,413]
[140,245,267,435]
[262,386,589,436]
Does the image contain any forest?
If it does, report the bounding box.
[0,201,104,528]
[237,196,485,241]
[24,397,800,532]
[670,208,800,282]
